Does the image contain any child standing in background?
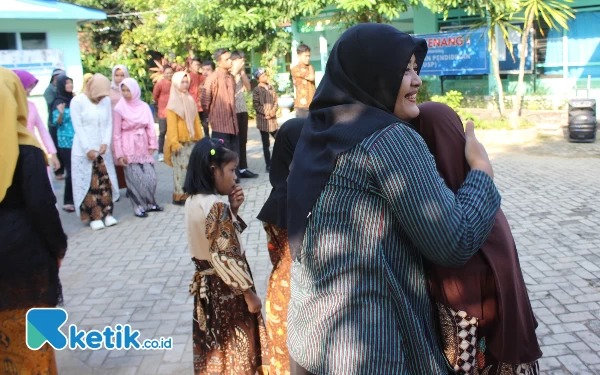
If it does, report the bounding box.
[252,68,279,172]
[183,138,269,375]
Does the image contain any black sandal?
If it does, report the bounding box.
[135,211,148,218]
[149,205,164,212]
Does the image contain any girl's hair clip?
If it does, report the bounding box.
[210,149,216,156]
[219,139,224,144]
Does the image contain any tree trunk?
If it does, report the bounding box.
[490,33,505,117]
[516,11,535,116]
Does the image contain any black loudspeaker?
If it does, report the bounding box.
[568,99,597,143]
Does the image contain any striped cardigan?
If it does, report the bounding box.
[287,123,501,375]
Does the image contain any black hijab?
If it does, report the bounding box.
[287,23,428,260]
[257,118,304,228]
[50,75,74,113]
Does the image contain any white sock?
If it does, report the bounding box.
[240,169,246,173]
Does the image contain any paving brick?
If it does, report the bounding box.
[52,131,600,374]
[538,357,563,371]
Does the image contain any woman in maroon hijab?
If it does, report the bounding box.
[412,102,542,375]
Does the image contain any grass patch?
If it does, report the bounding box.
[462,115,537,130]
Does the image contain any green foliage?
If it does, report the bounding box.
[462,95,489,108]
[431,90,464,111]
[474,117,534,129]
[522,0,574,36]
[245,92,256,120]
[417,79,432,104]
[71,0,536,109]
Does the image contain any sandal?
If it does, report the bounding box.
[149,205,164,212]
[135,211,148,218]
[62,205,75,213]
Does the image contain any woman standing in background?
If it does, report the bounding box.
[152,65,173,162]
[164,72,203,205]
[109,65,130,108]
[13,70,61,174]
[113,78,162,218]
[50,75,76,212]
[109,64,130,190]
[70,73,120,231]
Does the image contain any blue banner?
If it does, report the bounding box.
[417,29,490,76]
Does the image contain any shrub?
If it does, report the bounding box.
[431,90,464,111]
[462,95,488,109]
[245,92,256,119]
[472,117,535,130]
[417,79,432,103]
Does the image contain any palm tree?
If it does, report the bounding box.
[470,0,521,117]
[515,0,574,115]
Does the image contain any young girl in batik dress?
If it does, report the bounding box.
[183,138,269,375]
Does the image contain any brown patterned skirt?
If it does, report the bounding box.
[0,308,57,375]
[437,303,539,375]
[264,223,292,374]
[191,258,269,375]
[80,156,114,222]
[172,142,194,203]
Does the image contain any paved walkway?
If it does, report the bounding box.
[52,127,600,375]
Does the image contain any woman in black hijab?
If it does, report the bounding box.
[257,118,304,374]
[286,23,501,374]
[50,75,76,212]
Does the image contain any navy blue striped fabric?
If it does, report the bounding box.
[287,122,501,375]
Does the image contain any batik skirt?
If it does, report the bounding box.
[0,308,57,375]
[80,156,113,222]
[190,258,269,375]
[124,163,157,214]
[172,142,194,203]
[264,223,292,375]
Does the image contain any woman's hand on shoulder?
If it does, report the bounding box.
[464,120,493,178]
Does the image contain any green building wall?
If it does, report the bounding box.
[291,1,600,99]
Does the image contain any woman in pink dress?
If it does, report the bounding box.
[113,78,162,218]
[13,70,61,174]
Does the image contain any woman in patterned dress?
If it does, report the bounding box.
[113,77,163,218]
[164,72,203,205]
[257,118,304,375]
[412,102,542,375]
[184,138,269,374]
[71,74,120,230]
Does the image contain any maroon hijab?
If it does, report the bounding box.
[412,102,542,365]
